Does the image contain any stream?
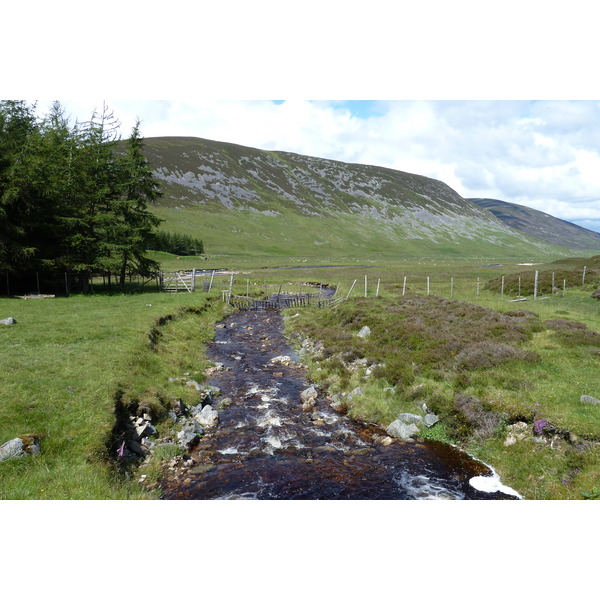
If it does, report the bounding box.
[161,306,519,500]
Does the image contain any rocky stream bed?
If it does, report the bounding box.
[158,306,520,500]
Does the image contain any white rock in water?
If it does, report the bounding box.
[271,355,293,366]
[194,405,219,427]
[300,385,318,402]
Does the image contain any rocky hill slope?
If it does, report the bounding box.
[141,136,592,258]
[469,197,600,252]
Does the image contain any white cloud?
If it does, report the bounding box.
[32,99,600,232]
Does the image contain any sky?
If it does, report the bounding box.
[36,99,600,233]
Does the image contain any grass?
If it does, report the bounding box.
[2,252,600,500]
[283,258,600,499]
[0,290,225,499]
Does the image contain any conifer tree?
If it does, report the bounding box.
[0,100,39,272]
[112,120,162,288]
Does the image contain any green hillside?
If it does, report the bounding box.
[141,136,579,260]
[469,197,600,253]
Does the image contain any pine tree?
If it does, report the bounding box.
[112,120,162,288]
[0,100,39,272]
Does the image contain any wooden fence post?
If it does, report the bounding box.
[427,276,430,296]
[534,270,539,300]
[583,266,587,286]
[450,276,454,299]
[376,279,380,297]
[402,276,407,296]
[346,279,357,300]
[364,275,368,298]
[501,275,505,297]
[476,277,480,298]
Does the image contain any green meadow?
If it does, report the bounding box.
[1,252,599,499]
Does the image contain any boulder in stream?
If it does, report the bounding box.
[386,419,419,440]
[193,405,219,427]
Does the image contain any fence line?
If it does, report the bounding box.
[151,267,597,311]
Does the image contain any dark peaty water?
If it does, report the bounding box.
[160,309,518,500]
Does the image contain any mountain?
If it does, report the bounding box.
[140,136,587,259]
[468,197,600,253]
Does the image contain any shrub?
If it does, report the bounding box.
[545,319,600,347]
[455,341,540,371]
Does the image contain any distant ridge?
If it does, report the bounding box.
[139,136,599,258]
[469,197,600,252]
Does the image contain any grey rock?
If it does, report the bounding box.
[504,421,531,446]
[140,437,156,450]
[186,379,203,391]
[0,435,42,461]
[581,394,600,405]
[194,405,219,427]
[397,412,424,426]
[300,385,318,403]
[180,418,204,435]
[386,420,419,440]
[177,419,203,448]
[330,400,346,413]
[0,438,26,462]
[347,387,365,403]
[270,355,293,366]
[0,317,16,325]
[135,422,157,438]
[356,326,371,338]
[424,413,439,427]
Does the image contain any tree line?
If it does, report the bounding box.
[148,231,204,256]
[0,100,200,293]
